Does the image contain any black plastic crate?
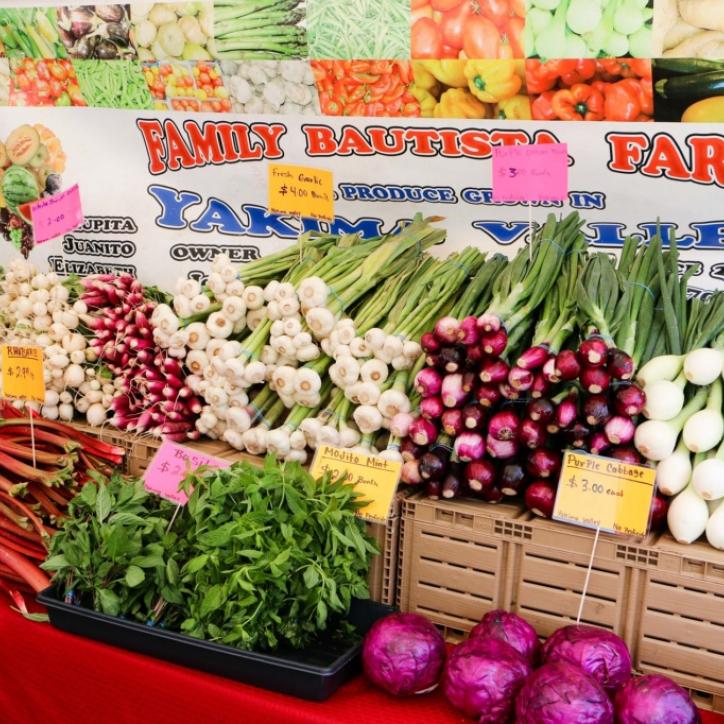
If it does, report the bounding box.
[38,588,393,701]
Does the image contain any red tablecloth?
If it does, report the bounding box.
[0,604,721,724]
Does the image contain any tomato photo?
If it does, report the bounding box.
[410,0,525,59]
[9,59,85,107]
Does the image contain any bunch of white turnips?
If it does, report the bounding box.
[0,258,108,424]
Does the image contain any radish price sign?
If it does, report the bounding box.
[491,143,569,203]
[144,441,231,505]
[309,445,401,522]
[30,184,83,245]
[1,344,45,403]
[268,163,334,221]
[553,451,656,537]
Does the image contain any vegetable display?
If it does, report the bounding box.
[411,0,526,60]
[58,4,135,60]
[74,60,155,109]
[0,7,67,59]
[362,612,446,695]
[308,0,409,60]
[364,608,698,722]
[212,0,307,60]
[653,0,724,58]
[412,59,531,119]
[311,60,420,117]
[220,59,319,114]
[144,60,232,112]
[0,401,124,613]
[653,59,724,123]
[44,456,376,650]
[9,58,86,108]
[0,59,9,105]
[527,58,653,121]
[131,2,215,62]
[525,0,653,59]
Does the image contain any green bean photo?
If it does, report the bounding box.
[72,60,155,109]
[307,0,409,59]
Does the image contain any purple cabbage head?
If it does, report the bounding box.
[443,637,531,722]
[614,674,700,724]
[470,609,541,665]
[362,613,445,696]
[542,624,632,692]
[516,660,614,724]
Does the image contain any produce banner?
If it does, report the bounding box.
[0,107,722,293]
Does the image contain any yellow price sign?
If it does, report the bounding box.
[309,444,401,522]
[1,344,45,403]
[553,451,656,537]
[268,163,334,221]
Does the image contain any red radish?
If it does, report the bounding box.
[525,480,556,518]
[465,460,495,492]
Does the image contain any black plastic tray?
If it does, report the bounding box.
[38,587,393,701]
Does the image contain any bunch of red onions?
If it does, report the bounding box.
[401,317,667,522]
[82,274,202,441]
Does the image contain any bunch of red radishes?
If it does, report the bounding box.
[401,315,667,522]
[81,274,202,441]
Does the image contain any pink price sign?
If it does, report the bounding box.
[143,441,231,505]
[30,184,83,245]
[491,143,569,203]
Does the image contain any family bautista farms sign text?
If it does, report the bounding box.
[0,108,722,293]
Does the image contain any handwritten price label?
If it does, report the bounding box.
[144,441,231,505]
[268,163,334,221]
[491,143,569,203]
[1,344,45,403]
[309,445,401,522]
[30,184,84,245]
[553,451,656,537]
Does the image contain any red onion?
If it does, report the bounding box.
[479,358,509,384]
[580,366,611,394]
[499,463,526,496]
[458,316,480,345]
[519,419,547,449]
[499,383,520,400]
[554,349,582,381]
[401,437,425,462]
[607,348,634,380]
[465,460,495,492]
[530,372,550,399]
[589,432,611,455]
[442,471,464,499]
[420,396,444,420]
[614,384,646,417]
[420,450,448,480]
[516,345,550,370]
[578,336,608,367]
[508,366,535,391]
[480,485,504,503]
[566,422,591,449]
[527,398,554,423]
[442,408,464,436]
[461,371,477,393]
[604,415,635,445]
[441,373,467,408]
[401,460,423,484]
[414,367,443,397]
[476,384,502,408]
[421,331,440,353]
[583,394,611,427]
[426,479,442,499]
[486,435,519,459]
[454,432,485,462]
[477,312,502,335]
[609,446,642,464]
[488,410,520,441]
[466,344,485,366]
[525,480,556,518]
[409,417,438,446]
[440,345,466,373]
[551,393,577,432]
[649,494,669,530]
[434,316,460,345]
[462,404,486,431]
[527,449,561,479]
[542,356,560,384]
[480,327,508,356]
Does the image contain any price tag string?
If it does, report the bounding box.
[576,524,601,625]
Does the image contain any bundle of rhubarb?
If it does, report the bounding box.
[401,217,672,525]
[0,401,124,611]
